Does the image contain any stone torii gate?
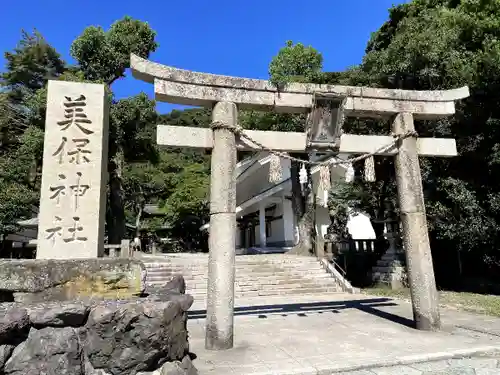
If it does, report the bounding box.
[130,54,469,350]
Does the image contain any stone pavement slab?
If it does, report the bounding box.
[187,293,500,374]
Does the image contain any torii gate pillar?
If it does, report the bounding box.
[205,102,237,350]
[393,113,439,330]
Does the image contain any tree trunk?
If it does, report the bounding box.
[372,181,390,254]
[108,150,125,244]
[288,156,315,256]
[135,204,143,238]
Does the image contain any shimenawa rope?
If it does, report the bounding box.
[210,120,417,206]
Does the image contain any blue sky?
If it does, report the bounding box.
[2,0,407,113]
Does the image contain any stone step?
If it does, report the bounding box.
[195,282,336,291]
[146,272,333,282]
[145,266,330,273]
[146,278,336,287]
[372,265,405,273]
[375,259,404,267]
[372,270,403,278]
[143,257,318,262]
[148,283,341,293]
[143,260,322,268]
[161,286,341,297]
[145,273,333,281]
[147,276,338,283]
[149,278,339,288]
[143,255,346,297]
[144,263,323,271]
[145,269,332,276]
[149,268,324,274]
[146,268,322,273]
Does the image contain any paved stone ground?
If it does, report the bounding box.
[187,293,500,374]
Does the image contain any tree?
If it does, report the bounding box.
[70,16,157,85]
[333,0,500,284]
[154,109,211,252]
[0,19,159,246]
[122,154,175,238]
[0,133,42,244]
[0,31,63,239]
[269,40,324,88]
[241,40,324,256]
[1,30,65,105]
[160,160,210,252]
[106,93,158,243]
[70,17,159,244]
[0,124,43,236]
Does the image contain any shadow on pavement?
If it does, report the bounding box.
[188,297,415,328]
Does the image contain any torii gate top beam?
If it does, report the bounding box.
[130,54,469,119]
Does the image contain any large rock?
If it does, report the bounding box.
[82,299,190,375]
[163,275,186,294]
[157,362,185,375]
[146,276,186,298]
[4,327,83,375]
[179,355,198,375]
[28,302,90,327]
[0,275,195,375]
[0,345,15,369]
[0,258,146,303]
[0,308,29,346]
[148,293,194,312]
[137,355,198,375]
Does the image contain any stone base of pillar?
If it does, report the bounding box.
[371,249,407,290]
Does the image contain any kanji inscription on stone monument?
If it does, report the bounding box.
[36,81,109,259]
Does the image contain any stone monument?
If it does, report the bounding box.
[36,81,109,259]
[130,53,469,349]
[372,202,407,289]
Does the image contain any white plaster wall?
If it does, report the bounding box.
[268,218,285,245]
[236,157,291,207]
[253,219,285,247]
[314,198,376,241]
[347,212,376,239]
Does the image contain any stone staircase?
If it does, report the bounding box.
[371,247,407,289]
[143,254,343,299]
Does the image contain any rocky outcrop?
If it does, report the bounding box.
[0,273,197,375]
[0,258,146,303]
[4,326,84,375]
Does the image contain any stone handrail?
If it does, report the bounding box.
[320,258,360,294]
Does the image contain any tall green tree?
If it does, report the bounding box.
[1,30,65,105]
[0,31,64,238]
[334,0,500,282]
[0,19,159,246]
[70,16,158,244]
[122,153,175,238]
[241,40,324,256]
[154,109,211,251]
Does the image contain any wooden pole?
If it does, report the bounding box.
[205,101,237,350]
[393,113,440,330]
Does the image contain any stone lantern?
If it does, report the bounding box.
[371,201,407,289]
